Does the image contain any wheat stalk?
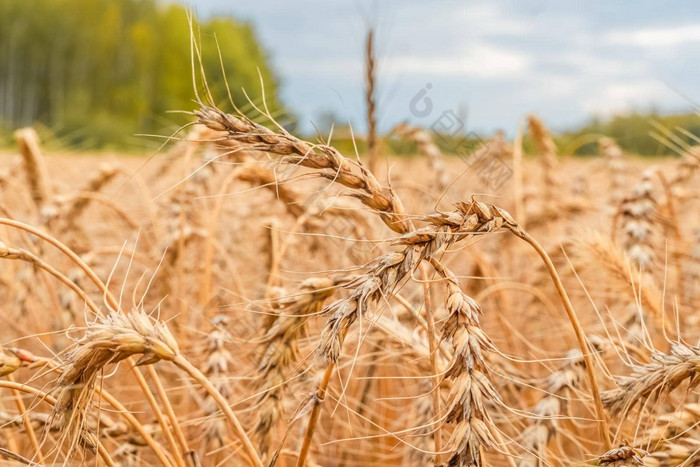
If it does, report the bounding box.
[195,105,409,234]
[527,115,558,205]
[599,137,626,204]
[365,27,378,174]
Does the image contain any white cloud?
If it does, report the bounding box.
[277,58,363,77]
[556,53,648,76]
[194,0,700,132]
[582,81,677,116]
[385,44,532,78]
[279,42,531,80]
[449,3,534,36]
[605,24,700,47]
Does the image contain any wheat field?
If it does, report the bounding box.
[0,102,698,467]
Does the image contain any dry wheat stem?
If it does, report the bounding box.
[172,354,263,467]
[527,115,558,206]
[198,168,240,307]
[296,342,340,467]
[0,446,40,466]
[365,28,378,174]
[0,324,45,463]
[418,262,444,462]
[0,217,114,307]
[3,373,45,464]
[512,124,525,227]
[508,228,612,451]
[144,366,189,467]
[97,386,175,467]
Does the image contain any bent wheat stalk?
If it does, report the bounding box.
[195,105,409,234]
[0,219,259,465]
[507,226,611,451]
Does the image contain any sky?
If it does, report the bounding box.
[185,0,700,135]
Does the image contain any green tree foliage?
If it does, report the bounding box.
[556,112,700,157]
[0,0,282,149]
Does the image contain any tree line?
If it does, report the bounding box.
[0,0,282,149]
[556,111,700,157]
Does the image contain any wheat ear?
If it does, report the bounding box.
[14,128,53,211]
[602,343,700,419]
[195,105,409,234]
